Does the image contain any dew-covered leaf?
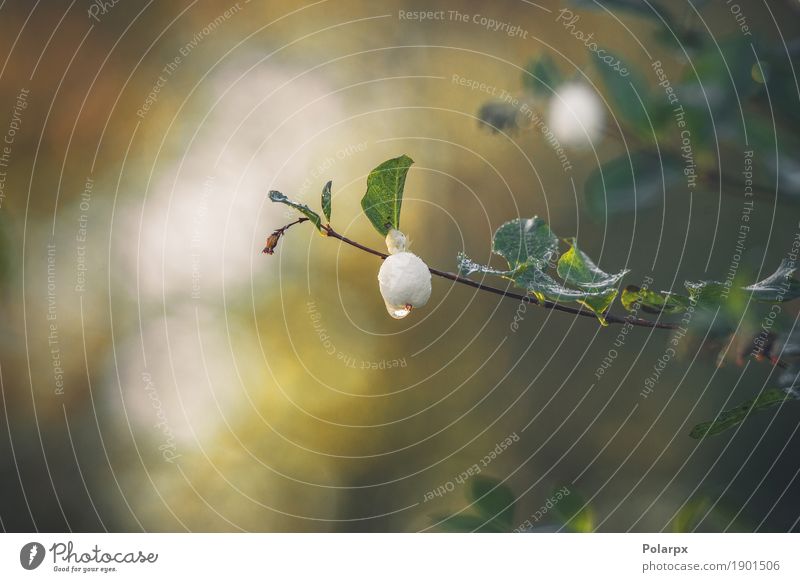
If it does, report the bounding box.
[557,238,629,290]
[321,180,332,222]
[360,154,413,236]
[268,190,323,231]
[492,217,558,271]
[456,251,515,278]
[743,260,800,303]
[514,268,617,325]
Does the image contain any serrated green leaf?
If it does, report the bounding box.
[557,238,629,290]
[268,190,322,231]
[360,155,413,236]
[432,513,506,533]
[690,389,792,439]
[743,260,800,303]
[621,285,690,314]
[522,54,560,96]
[469,476,515,529]
[514,268,617,326]
[551,488,594,533]
[584,152,683,216]
[321,180,332,222]
[492,217,558,271]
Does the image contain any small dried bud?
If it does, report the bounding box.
[262,231,282,254]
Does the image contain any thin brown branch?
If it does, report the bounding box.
[321,225,678,330]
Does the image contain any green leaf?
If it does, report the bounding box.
[682,37,758,104]
[557,238,629,290]
[268,190,323,231]
[584,152,683,216]
[621,285,690,314]
[593,50,654,136]
[513,268,617,326]
[492,217,558,271]
[551,488,594,533]
[433,514,505,533]
[321,180,332,222]
[684,280,728,306]
[522,54,560,96]
[743,260,800,303]
[469,476,515,529]
[689,389,792,439]
[360,154,413,236]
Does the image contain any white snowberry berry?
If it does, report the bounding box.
[547,82,605,148]
[378,229,431,318]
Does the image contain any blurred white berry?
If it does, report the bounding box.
[547,83,605,148]
[378,231,431,319]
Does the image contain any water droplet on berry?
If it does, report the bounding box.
[385,302,412,319]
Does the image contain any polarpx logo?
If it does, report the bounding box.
[20,542,46,570]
